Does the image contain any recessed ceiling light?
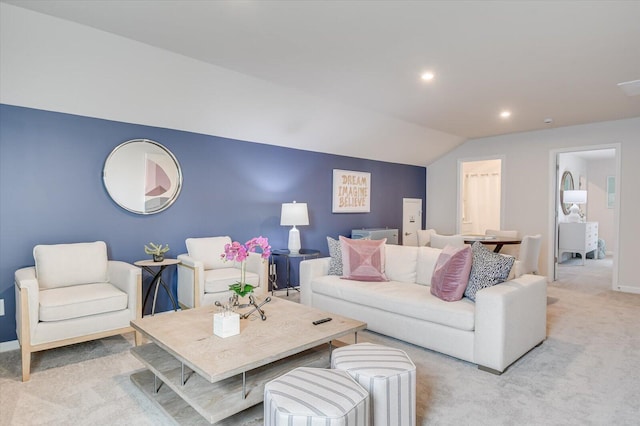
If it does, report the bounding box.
[421,72,435,81]
[500,110,511,118]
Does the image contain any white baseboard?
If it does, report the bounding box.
[0,339,19,352]
[615,285,640,295]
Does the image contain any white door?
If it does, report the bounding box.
[402,198,422,246]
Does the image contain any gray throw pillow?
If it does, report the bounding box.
[327,236,343,276]
[464,241,515,301]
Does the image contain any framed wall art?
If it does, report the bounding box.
[332,169,371,213]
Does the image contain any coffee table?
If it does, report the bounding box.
[129,297,366,424]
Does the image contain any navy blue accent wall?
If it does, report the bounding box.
[0,104,426,343]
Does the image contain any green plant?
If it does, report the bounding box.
[144,242,170,256]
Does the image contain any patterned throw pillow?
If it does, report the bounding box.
[464,241,515,301]
[339,236,388,282]
[430,245,473,301]
[327,236,343,276]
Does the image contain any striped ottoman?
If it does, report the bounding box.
[331,343,416,426]
[264,367,370,426]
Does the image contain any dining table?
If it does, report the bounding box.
[462,235,522,253]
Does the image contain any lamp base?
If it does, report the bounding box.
[567,204,581,223]
[288,226,301,253]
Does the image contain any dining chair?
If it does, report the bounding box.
[514,234,542,277]
[430,233,465,249]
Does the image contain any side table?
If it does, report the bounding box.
[134,258,180,316]
[269,249,320,296]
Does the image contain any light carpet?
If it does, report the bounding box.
[1,257,639,425]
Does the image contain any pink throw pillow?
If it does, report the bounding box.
[339,236,388,282]
[430,244,472,301]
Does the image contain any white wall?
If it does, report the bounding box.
[427,118,640,293]
[587,158,617,254]
[0,3,464,167]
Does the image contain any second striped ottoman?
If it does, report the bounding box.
[264,367,370,426]
[331,343,416,426]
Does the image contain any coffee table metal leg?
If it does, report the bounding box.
[154,374,162,394]
[242,372,246,399]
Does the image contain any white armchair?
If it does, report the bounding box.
[177,236,268,308]
[15,241,141,381]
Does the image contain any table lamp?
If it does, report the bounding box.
[563,190,587,222]
[280,201,309,253]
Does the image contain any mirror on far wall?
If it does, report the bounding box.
[103,139,182,214]
[560,170,574,215]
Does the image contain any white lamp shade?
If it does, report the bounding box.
[280,202,309,226]
[564,190,587,223]
[563,190,587,204]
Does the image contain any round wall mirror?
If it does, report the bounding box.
[103,139,182,214]
[560,171,574,215]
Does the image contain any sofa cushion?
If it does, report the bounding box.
[203,269,260,294]
[327,236,343,276]
[464,242,515,301]
[416,246,442,285]
[340,236,388,282]
[39,283,127,322]
[384,244,418,283]
[431,245,472,301]
[311,276,475,331]
[34,241,109,289]
[186,236,233,270]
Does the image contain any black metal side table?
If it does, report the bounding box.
[269,249,320,296]
[134,258,180,316]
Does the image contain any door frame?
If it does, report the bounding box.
[456,155,506,234]
[548,143,621,289]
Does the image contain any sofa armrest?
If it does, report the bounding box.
[244,252,268,297]
[177,253,204,308]
[474,274,547,373]
[15,267,39,344]
[299,257,331,306]
[108,261,142,320]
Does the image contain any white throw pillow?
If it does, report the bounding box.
[186,236,233,269]
[34,241,109,289]
[384,244,418,283]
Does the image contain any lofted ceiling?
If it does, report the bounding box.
[4,0,640,142]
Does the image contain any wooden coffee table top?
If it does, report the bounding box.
[130,297,366,383]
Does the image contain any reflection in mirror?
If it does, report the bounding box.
[103,139,182,214]
[560,171,574,215]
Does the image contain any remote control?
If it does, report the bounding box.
[313,317,332,325]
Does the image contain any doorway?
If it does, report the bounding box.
[552,147,619,290]
[402,198,422,246]
[458,158,503,235]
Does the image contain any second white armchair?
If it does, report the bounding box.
[177,236,268,308]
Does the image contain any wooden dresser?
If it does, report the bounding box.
[558,222,598,265]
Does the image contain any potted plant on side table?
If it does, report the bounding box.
[144,242,170,262]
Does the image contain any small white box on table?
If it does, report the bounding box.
[213,312,240,338]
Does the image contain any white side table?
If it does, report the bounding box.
[134,258,180,315]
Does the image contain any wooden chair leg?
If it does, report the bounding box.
[21,346,31,382]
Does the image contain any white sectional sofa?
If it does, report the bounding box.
[300,243,547,374]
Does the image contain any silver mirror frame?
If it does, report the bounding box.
[103,139,182,215]
[560,170,574,216]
